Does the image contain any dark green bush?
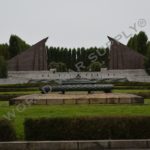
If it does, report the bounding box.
[0,87,38,92]
[0,56,7,78]
[24,116,150,141]
[114,86,150,89]
[135,92,150,98]
[0,119,16,141]
[114,82,150,86]
[0,80,58,88]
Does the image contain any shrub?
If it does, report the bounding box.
[0,119,16,141]
[88,61,101,71]
[0,56,7,78]
[114,82,150,86]
[114,86,150,89]
[0,80,58,88]
[49,62,67,72]
[24,116,150,141]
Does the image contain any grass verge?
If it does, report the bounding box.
[0,100,150,139]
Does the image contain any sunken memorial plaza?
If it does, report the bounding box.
[7,36,145,105]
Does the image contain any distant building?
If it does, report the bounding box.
[108,36,145,70]
[8,37,48,71]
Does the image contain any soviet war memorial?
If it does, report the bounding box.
[108,36,145,70]
[1,1,150,150]
[8,37,48,71]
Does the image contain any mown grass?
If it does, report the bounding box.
[0,91,40,95]
[113,89,150,93]
[0,88,150,140]
[0,89,149,95]
[0,99,150,140]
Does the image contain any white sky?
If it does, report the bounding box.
[0,0,150,48]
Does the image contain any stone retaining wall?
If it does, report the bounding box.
[0,69,149,85]
[8,69,149,81]
[0,140,150,150]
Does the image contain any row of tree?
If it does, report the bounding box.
[47,47,108,71]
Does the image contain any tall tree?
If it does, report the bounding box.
[47,46,108,71]
[0,44,9,59]
[47,47,53,63]
[127,35,138,51]
[127,31,148,55]
[0,56,7,78]
[71,49,77,70]
[9,35,30,58]
[68,49,72,70]
[136,31,148,55]
[77,48,81,62]
[145,41,150,74]
[80,47,86,68]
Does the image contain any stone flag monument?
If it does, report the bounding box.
[8,37,48,71]
[108,36,145,70]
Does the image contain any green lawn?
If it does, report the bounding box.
[0,88,150,139]
[1,99,150,139]
[0,91,40,95]
[0,89,149,95]
[113,89,150,93]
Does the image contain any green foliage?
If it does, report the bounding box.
[0,56,7,78]
[9,35,30,58]
[0,35,107,71]
[127,31,148,55]
[0,44,9,59]
[89,61,101,71]
[114,81,150,86]
[47,47,108,71]
[24,116,150,140]
[127,35,138,50]
[0,119,16,141]
[145,42,150,74]
[1,95,150,139]
[71,49,77,70]
[127,31,150,73]
[136,31,148,55]
[0,80,58,88]
[49,61,67,72]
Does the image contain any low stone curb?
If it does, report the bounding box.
[0,139,150,150]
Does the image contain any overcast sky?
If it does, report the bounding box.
[0,0,150,48]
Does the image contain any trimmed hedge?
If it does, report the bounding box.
[0,119,16,141]
[0,94,25,101]
[135,92,150,99]
[0,88,38,92]
[114,86,150,89]
[25,116,150,141]
[0,80,58,88]
[114,82,150,86]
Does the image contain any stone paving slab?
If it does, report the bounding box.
[10,93,144,105]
